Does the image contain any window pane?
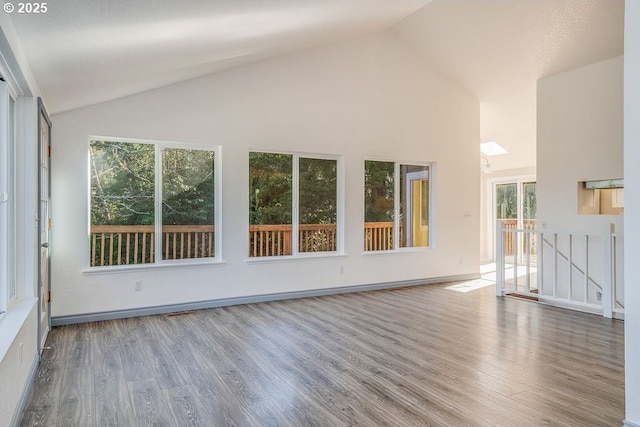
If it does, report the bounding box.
[162,148,215,260]
[364,160,395,251]
[496,183,518,221]
[89,141,155,266]
[523,182,537,222]
[399,164,429,248]
[299,157,337,253]
[249,152,292,256]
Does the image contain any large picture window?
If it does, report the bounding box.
[89,138,218,267]
[364,160,431,251]
[249,152,340,257]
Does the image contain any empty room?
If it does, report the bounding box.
[1,1,639,426]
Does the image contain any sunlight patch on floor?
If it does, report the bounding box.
[445,279,495,293]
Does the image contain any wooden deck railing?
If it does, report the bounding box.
[501,219,537,256]
[91,221,399,266]
[364,222,395,251]
[91,225,214,267]
[249,223,338,256]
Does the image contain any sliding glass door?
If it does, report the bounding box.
[494,178,537,263]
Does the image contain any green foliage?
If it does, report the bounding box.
[90,141,215,226]
[299,157,337,225]
[162,148,215,225]
[496,183,517,220]
[249,153,338,226]
[90,141,155,226]
[523,182,537,220]
[249,152,293,225]
[364,160,394,222]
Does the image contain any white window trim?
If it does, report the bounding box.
[0,81,18,317]
[248,150,344,259]
[363,158,435,253]
[87,136,222,269]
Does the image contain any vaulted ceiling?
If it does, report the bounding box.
[8,0,624,171]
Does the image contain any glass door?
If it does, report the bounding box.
[494,179,537,263]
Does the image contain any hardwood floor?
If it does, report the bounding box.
[20,281,624,426]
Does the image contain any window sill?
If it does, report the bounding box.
[0,297,37,364]
[361,247,431,256]
[82,259,226,275]
[245,253,347,264]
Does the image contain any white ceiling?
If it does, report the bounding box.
[394,0,624,171]
[8,0,430,114]
[8,0,624,171]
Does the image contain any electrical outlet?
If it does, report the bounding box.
[339,266,344,274]
[135,280,142,291]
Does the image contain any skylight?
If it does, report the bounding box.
[480,141,508,156]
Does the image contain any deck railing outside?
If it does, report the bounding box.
[91,221,398,266]
[90,225,215,267]
[500,219,537,256]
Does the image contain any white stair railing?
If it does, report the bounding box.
[496,222,623,319]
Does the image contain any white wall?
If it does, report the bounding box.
[50,31,480,318]
[624,1,640,425]
[0,305,37,427]
[537,56,623,234]
[0,17,42,427]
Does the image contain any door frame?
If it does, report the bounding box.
[37,97,51,353]
[404,170,430,247]
[486,174,536,262]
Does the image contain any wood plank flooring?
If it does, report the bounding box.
[19,282,625,426]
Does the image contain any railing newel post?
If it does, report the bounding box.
[496,221,505,297]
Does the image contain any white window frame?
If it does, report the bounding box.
[247,150,344,260]
[363,159,435,253]
[86,136,222,271]
[0,81,17,316]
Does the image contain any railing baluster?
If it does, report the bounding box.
[525,232,530,293]
[141,232,147,264]
[495,221,505,296]
[91,234,97,267]
[568,234,573,301]
[117,233,122,265]
[171,233,176,259]
[100,234,105,266]
[584,235,589,303]
[553,233,558,298]
[109,233,114,266]
[538,231,543,295]
[134,233,139,264]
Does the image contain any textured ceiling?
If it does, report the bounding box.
[8,0,624,171]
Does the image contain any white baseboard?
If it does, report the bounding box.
[10,352,39,427]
